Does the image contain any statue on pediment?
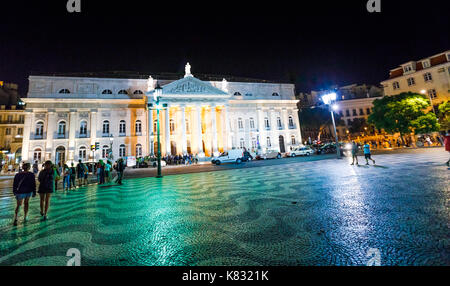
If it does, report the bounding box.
[221,78,228,92]
[184,62,193,78]
[147,76,154,92]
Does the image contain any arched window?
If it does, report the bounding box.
[59,89,71,94]
[35,121,44,138]
[80,120,88,137]
[170,119,175,133]
[252,138,257,149]
[240,138,245,148]
[233,92,242,96]
[267,137,271,147]
[249,118,255,129]
[277,117,282,129]
[102,145,110,158]
[135,120,142,134]
[238,118,243,130]
[58,121,66,138]
[291,135,296,145]
[33,148,42,162]
[288,116,294,128]
[102,89,112,94]
[119,120,126,135]
[136,144,142,157]
[102,120,110,135]
[118,89,128,95]
[133,90,143,95]
[264,117,270,129]
[119,144,126,157]
[79,146,87,161]
[272,92,280,97]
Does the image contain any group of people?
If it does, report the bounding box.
[162,154,199,166]
[350,141,376,166]
[11,157,127,226]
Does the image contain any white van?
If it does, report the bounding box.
[211,149,244,165]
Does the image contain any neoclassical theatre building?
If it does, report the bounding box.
[22,64,302,165]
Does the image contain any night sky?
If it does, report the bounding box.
[0,0,448,95]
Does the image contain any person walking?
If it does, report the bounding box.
[444,131,450,167]
[105,160,112,183]
[350,141,359,165]
[12,163,36,226]
[38,161,54,220]
[363,142,376,165]
[53,163,61,191]
[70,162,77,189]
[83,163,89,185]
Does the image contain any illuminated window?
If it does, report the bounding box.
[291,136,296,145]
[80,120,88,137]
[240,138,245,148]
[238,118,243,130]
[102,145,109,158]
[264,117,270,129]
[119,144,126,157]
[135,120,142,134]
[249,118,255,129]
[428,89,437,99]
[277,117,282,129]
[119,120,126,135]
[136,144,142,157]
[79,146,87,161]
[33,148,42,162]
[102,120,110,135]
[58,121,66,137]
[35,121,44,137]
[289,116,294,128]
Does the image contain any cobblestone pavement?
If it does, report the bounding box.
[0,148,448,266]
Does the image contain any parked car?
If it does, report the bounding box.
[257,150,282,160]
[150,160,167,168]
[289,147,314,157]
[211,149,244,165]
[242,150,254,162]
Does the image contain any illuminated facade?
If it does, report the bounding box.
[22,64,301,164]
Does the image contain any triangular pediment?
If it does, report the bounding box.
[160,76,228,96]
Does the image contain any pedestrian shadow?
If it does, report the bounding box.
[356,165,369,168]
[373,165,389,169]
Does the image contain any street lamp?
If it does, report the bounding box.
[321,92,341,159]
[153,83,163,178]
[421,89,437,115]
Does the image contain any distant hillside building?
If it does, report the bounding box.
[381,50,450,105]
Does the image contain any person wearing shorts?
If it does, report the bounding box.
[38,161,55,221]
[12,163,36,226]
[350,141,359,165]
[363,142,376,165]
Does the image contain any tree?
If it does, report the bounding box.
[299,106,343,141]
[368,92,440,141]
[348,118,368,134]
[438,101,450,131]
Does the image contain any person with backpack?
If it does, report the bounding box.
[83,163,89,185]
[38,161,54,221]
[70,162,77,189]
[12,162,36,226]
[76,160,85,187]
[116,158,125,185]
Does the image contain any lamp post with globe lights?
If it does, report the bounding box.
[322,92,341,159]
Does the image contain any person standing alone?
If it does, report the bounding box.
[363,142,376,165]
[444,131,450,167]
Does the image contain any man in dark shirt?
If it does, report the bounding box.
[13,163,36,226]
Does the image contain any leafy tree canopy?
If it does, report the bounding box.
[368,92,440,135]
[438,101,450,131]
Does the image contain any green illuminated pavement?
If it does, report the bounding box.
[0,148,449,265]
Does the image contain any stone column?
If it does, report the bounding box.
[165,106,171,155]
[270,109,280,151]
[180,106,187,154]
[211,105,218,155]
[257,108,266,151]
[195,104,204,155]
[223,105,232,151]
[21,110,33,162]
[68,110,77,161]
[293,108,302,144]
[90,110,98,160]
[46,111,56,160]
[148,108,153,155]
